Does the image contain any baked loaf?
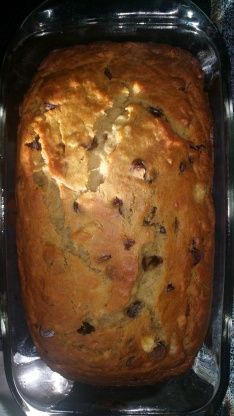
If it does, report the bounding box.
[16,42,214,385]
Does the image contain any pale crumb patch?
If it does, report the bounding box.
[194,183,206,203]
[166,158,173,165]
[132,82,142,94]
[104,125,122,154]
[115,111,130,125]
[177,315,186,329]
[99,157,109,176]
[85,125,96,137]
[121,86,130,96]
[123,125,132,137]
[169,334,180,355]
[141,336,155,353]
[126,105,134,115]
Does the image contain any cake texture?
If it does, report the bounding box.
[16,42,214,385]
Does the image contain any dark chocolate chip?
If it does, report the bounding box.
[97,254,112,263]
[104,67,112,80]
[73,201,80,213]
[149,341,167,361]
[39,328,55,338]
[113,197,123,215]
[86,136,98,150]
[166,283,175,292]
[179,161,187,173]
[142,255,163,271]
[77,321,95,335]
[147,106,164,117]
[189,144,206,152]
[189,240,203,266]
[123,238,135,250]
[126,300,143,318]
[143,206,157,226]
[25,135,41,151]
[159,225,166,234]
[113,197,123,207]
[131,159,146,171]
[44,102,58,111]
[174,217,179,233]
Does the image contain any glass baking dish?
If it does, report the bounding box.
[0,0,233,414]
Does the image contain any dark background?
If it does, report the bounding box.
[0,0,211,63]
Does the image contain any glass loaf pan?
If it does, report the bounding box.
[0,0,233,414]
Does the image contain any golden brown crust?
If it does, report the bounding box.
[16,42,214,385]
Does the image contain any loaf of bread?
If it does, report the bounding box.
[16,42,214,385]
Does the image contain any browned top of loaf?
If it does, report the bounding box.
[16,42,214,385]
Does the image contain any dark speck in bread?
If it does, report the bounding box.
[149,342,167,361]
[142,255,163,271]
[189,240,203,266]
[147,106,164,118]
[97,254,112,263]
[25,135,41,150]
[73,201,80,213]
[166,283,175,292]
[123,238,135,250]
[104,67,112,80]
[179,161,187,173]
[125,300,143,318]
[44,102,58,111]
[39,328,55,338]
[77,321,95,335]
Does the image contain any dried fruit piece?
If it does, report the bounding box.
[148,106,164,117]
[142,255,163,271]
[149,341,167,361]
[179,160,187,173]
[73,201,80,213]
[131,159,146,171]
[44,102,58,111]
[113,197,123,215]
[39,328,55,338]
[104,67,112,80]
[189,240,203,266]
[189,143,206,152]
[123,238,135,250]
[159,225,166,234]
[125,300,143,318]
[166,283,175,292]
[77,321,95,335]
[25,135,41,150]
